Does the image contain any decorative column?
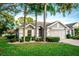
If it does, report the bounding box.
[73,28,75,36]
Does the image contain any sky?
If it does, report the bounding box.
[15,6,79,24]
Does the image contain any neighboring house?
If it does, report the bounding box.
[66,22,79,36]
[18,21,70,39]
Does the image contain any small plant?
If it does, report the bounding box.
[9,38,16,42]
[20,39,24,42]
[46,37,60,42]
[66,34,71,39]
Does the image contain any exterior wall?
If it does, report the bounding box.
[19,27,35,39]
[47,22,67,39]
[19,28,23,39]
[73,22,79,28]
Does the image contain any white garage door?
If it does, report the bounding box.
[50,29,66,39]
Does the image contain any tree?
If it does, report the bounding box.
[0,3,19,35]
[18,17,33,24]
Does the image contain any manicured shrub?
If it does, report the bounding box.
[20,39,24,42]
[35,37,43,42]
[46,37,60,42]
[5,34,16,42]
[9,38,16,42]
[32,36,35,41]
[25,36,31,41]
[6,34,16,39]
[21,36,32,42]
[72,36,79,40]
[66,34,71,39]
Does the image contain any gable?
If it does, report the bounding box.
[73,22,79,28]
[26,25,34,29]
[47,21,69,29]
[19,24,35,29]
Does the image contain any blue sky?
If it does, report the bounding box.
[15,7,79,24]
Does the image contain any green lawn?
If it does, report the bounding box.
[0,38,79,56]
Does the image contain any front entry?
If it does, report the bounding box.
[39,26,44,37]
[27,30,32,36]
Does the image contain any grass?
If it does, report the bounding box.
[0,38,79,56]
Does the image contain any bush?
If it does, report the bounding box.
[25,36,31,41]
[9,38,16,42]
[72,36,79,40]
[46,37,60,42]
[66,34,71,39]
[35,37,43,42]
[20,39,24,42]
[5,34,16,39]
[21,36,33,42]
[5,34,16,42]
[32,36,35,41]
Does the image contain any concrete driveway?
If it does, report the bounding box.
[60,39,79,46]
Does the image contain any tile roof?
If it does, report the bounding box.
[66,22,76,28]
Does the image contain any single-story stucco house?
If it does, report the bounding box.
[18,21,79,39]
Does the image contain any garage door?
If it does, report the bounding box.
[50,29,66,39]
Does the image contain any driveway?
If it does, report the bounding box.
[60,39,79,46]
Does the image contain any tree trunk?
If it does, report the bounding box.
[23,4,27,42]
[35,5,38,40]
[43,3,47,42]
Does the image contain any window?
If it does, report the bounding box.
[27,30,32,36]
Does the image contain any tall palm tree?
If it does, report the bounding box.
[43,3,47,42]
[29,4,44,40]
[23,4,27,42]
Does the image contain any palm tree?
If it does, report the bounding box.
[23,3,27,42]
[29,4,44,40]
[43,3,47,42]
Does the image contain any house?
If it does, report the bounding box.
[18,21,71,39]
[66,22,79,36]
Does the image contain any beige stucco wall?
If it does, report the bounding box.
[47,22,67,39]
[19,25,40,39]
[73,22,79,28]
[19,27,35,39]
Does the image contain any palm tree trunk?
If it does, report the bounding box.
[43,3,47,42]
[35,5,38,40]
[23,4,27,42]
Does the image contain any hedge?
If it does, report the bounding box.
[72,36,79,40]
[21,36,34,42]
[46,37,60,42]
